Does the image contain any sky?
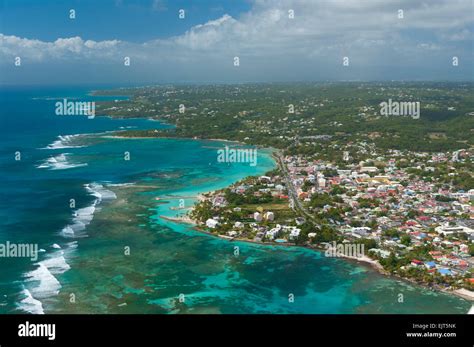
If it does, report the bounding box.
[0,0,473,85]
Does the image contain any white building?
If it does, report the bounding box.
[317,178,326,188]
[452,151,459,162]
[435,224,474,236]
[254,212,263,222]
[206,219,219,229]
[289,228,301,240]
[351,227,371,238]
[266,225,281,240]
[259,176,272,183]
[264,211,275,221]
[360,166,378,173]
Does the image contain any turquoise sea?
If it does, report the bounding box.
[0,86,471,314]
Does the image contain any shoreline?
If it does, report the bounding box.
[156,184,473,304]
[103,134,265,148]
[157,201,474,303]
[102,134,276,153]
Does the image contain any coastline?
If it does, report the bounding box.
[103,134,260,148]
[52,175,471,314]
[451,289,474,302]
[158,197,474,303]
[156,185,474,303]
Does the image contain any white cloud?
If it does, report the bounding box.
[0,34,122,61]
[0,0,472,82]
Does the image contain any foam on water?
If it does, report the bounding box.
[41,254,71,275]
[85,183,117,201]
[43,134,85,149]
[36,153,87,170]
[61,183,116,238]
[18,289,44,315]
[18,242,78,313]
[23,263,61,299]
[18,183,118,312]
[107,182,135,187]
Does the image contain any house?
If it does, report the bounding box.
[424,261,436,270]
[411,259,424,267]
[259,176,272,183]
[234,185,248,194]
[298,191,309,200]
[266,225,281,240]
[317,178,326,188]
[264,211,274,221]
[295,217,306,226]
[360,166,378,173]
[254,212,263,222]
[351,227,371,238]
[289,228,301,240]
[435,224,474,236]
[212,196,227,207]
[460,244,469,253]
[206,219,219,229]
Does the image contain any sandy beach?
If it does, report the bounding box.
[160,214,196,224]
[451,288,474,302]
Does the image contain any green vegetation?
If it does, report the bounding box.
[95,82,474,153]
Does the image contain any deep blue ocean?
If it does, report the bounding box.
[0,86,471,314]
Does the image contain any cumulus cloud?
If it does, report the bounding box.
[173,14,239,50]
[0,0,472,82]
[0,34,122,61]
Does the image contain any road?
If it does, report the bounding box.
[274,151,316,223]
